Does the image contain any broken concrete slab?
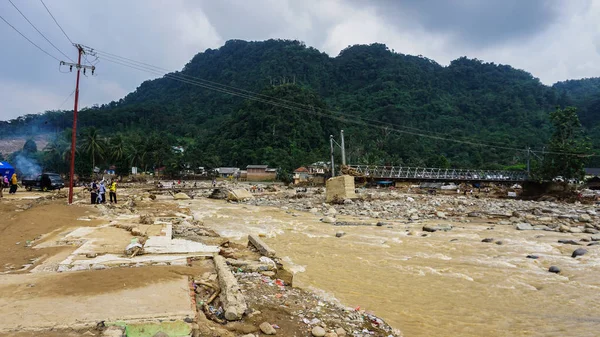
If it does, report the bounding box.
[227,189,254,202]
[143,236,219,255]
[248,234,276,257]
[326,175,357,203]
[214,255,247,321]
[226,258,277,272]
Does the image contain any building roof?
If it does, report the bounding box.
[217,167,240,174]
[294,166,309,173]
[247,165,268,169]
[585,168,600,176]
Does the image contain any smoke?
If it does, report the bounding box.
[14,154,41,177]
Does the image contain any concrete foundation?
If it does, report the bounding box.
[214,255,247,321]
[248,234,276,257]
[326,175,357,203]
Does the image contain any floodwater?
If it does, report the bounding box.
[189,198,600,337]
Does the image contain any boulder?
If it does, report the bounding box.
[591,235,600,241]
[481,238,494,243]
[558,239,581,245]
[468,212,481,217]
[515,223,533,230]
[549,266,561,273]
[326,175,357,203]
[335,231,346,238]
[173,192,190,200]
[259,322,276,335]
[335,328,347,336]
[569,227,583,233]
[572,248,588,258]
[578,214,592,223]
[559,224,571,233]
[322,216,336,224]
[227,189,254,202]
[311,326,326,337]
[409,214,420,221]
[324,333,338,337]
[436,211,447,219]
[423,224,452,232]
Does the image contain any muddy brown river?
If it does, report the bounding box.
[189,198,600,337]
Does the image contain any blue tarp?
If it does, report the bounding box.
[0,161,14,179]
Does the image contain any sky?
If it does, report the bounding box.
[1,0,600,121]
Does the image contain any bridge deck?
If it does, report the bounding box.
[345,165,528,182]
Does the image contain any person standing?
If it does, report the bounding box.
[98,181,106,204]
[9,173,18,194]
[109,180,117,203]
[90,180,98,204]
[0,175,5,198]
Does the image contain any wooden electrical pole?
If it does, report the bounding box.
[60,44,95,204]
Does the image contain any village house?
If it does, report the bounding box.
[216,167,240,178]
[293,166,310,184]
[246,165,277,181]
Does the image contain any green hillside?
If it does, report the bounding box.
[1,39,598,174]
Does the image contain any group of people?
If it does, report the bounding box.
[89,179,117,204]
[0,173,18,198]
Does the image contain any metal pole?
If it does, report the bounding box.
[330,135,335,177]
[68,45,82,204]
[526,146,530,178]
[340,129,346,165]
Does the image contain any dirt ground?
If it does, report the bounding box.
[0,264,208,299]
[0,199,103,272]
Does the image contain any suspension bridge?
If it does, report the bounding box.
[344,165,529,182]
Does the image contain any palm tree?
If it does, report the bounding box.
[79,127,105,173]
[108,134,126,163]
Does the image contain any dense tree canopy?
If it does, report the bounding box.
[1,39,599,176]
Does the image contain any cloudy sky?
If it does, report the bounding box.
[1,0,599,121]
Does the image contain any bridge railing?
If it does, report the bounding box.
[346,165,528,181]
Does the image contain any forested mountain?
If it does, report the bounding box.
[1,39,599,175]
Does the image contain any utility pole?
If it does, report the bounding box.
[340,129,346,166]
[61,44,95,204]
[526,147,531,178]
[330,135,335,177]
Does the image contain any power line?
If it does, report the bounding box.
[95,55,529,153]
[90,48,599,158]
[0,13,60,61]
[88,47,537,150]
[8,0,74,62]
[39,0,73,45]
[57,89,76,110]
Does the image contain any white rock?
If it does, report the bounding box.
[311,326,326,337]
[259,322,276,335]
[322,216,336,224]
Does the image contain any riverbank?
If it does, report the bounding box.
[0,186,399,337]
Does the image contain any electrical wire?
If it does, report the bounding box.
[87,47,546,151]
[0,13,60,61]
[8,0,74,62]
[39,0,73,45]
[91,49,598,158]
[57,89,75,110]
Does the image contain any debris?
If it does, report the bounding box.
[248,234,276,257]
[259,322,277,335]
[173,192,190,200]
[214,255,247,320]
